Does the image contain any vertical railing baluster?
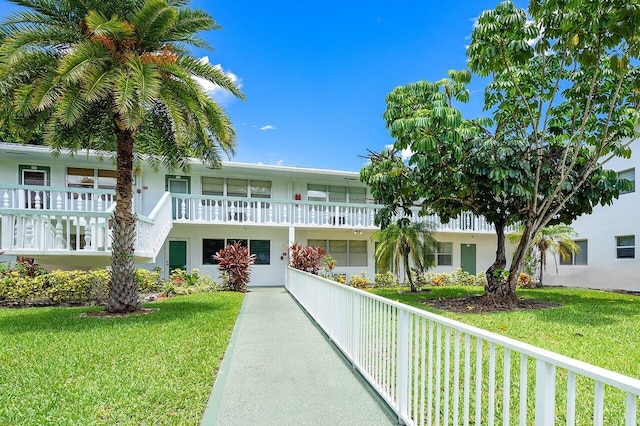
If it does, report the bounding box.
[475,338,483,426]
[534,360,556,426]
[503,348,511,426]
[488,343,496,426]
[397,309,410,422]
[428,321,434,425]
[444,327,450,426]
[453,330,460,426]
[464,334,471,426]
[519,354,528,426]
[420,318,427,426]
[593,382,604,426]
[625,392,637,426]
[566,371,576,426]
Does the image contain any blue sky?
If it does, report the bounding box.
[0,0,525,171]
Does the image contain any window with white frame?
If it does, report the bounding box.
[203,238,270,265]
[67,168,116,190]
[559,240,588,265]
[432,242,453,266]
[202,177,271,198]
[616,235,635,259]
[308,239,367,267]
[306,184,367,203]
[617,168,635,194]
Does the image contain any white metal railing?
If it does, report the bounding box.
[286,268,640,426]
[0,184,116,212]
[170,194,512,233]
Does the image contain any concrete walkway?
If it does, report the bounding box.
[201,287,397,426]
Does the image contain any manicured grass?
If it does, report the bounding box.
[370,286,640,379]
[0,292,244,425]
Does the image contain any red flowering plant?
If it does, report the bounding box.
[214,242,256,292]
[288,243,327,275]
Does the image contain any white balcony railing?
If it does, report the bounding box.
[1,184,116,212]
[286,268,640,426]
[170,194,514,233]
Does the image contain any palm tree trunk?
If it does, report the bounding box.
[404,254,416,292]
[107,126,139,312]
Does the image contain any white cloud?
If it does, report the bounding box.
[276,159,284,166]
[193,56,242,105]
[385,144,412,160]
[260,125,276,131]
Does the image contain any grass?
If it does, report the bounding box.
[369,286,640,425]
[370,285,640,379]
[0,292,244,425]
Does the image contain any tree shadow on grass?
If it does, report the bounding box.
[0,293,243,335]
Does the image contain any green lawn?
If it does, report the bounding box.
[370,286,640,379]
[0,292,244,425]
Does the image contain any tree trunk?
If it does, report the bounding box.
[507,220,535,296]
[107,126,139,313]
[485,221,514,299]
[538,255,544,287]
[404,254,416,292]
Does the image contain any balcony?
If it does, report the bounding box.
[169,194,516,233]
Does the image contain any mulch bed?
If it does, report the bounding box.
[422,294,559,313]
[81,308,157,318]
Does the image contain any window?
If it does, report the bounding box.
[250,180,271,198]
[203,239,225,264]
[67,168,116,189]
[250,240,271,265]
[227,179,248,197]
[203,239,270,265]
[433,242,453,266]
[306,184,367,203]
[560,240,588,265]
[308,239,367,267]
[202,177,271,198]
[618,168,635,194]
[202,177,224,196]
[616,235,635,259]
[349,240,368,266]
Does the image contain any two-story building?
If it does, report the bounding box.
[0,142,513,286]
[544,144,640,291]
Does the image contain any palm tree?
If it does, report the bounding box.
[0,0,243,312]
[373,218,436,292]
[508,224,579,287]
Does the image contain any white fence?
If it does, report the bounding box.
[286,268,640,426]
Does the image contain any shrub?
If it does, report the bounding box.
[411,267,428,288]
[15,257,47,278]
[452,268,476,286]
[517,272,535,288]
[332,274,346,284]
[374,271,399,288]
[427,272,452,287]
[47,270,96,303]
[135,268,162,292]
[289,243,326,274]
[349,272,370,289]
[476,271,488,287]
[214,242,256,292]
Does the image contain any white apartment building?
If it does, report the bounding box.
[0,143,511,286]
[544,145,639,291]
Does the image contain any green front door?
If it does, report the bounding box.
[460,243,476,275]
[169,240,187,272]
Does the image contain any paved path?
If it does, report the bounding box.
[201,287,396,426]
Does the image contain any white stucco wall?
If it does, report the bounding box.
[543,149,640,291]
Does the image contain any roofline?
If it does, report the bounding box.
[0,142,361,178]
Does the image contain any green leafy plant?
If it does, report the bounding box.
[349,272,370,289]
[214,242,256,292]
[373,271,399,288]
[288,243,327,275]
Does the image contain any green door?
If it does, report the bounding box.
[460,244,476,275]
[169,240,187,272]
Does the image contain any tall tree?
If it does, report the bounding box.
[373,219,436,292]
[362,0,638,301]
[508,225,579,287]
[0,0,243,312]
